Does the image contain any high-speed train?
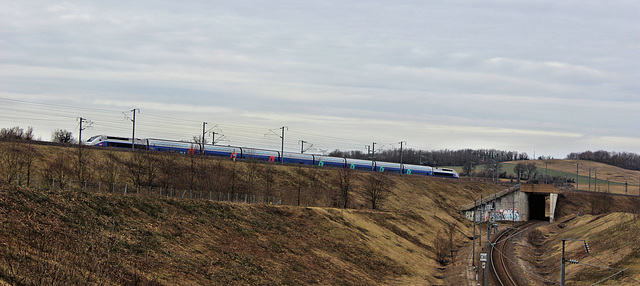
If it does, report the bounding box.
[86,135,459,178]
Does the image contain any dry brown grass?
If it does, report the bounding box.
[0,141,502,285]
[505,159,640,185]
[530,212,640,285]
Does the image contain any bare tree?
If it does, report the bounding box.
[0,142,23,184]
[0,126,33,141]
[261,163,277,198]
[306,168,321,206]
[75,146,92,183]
[294,165,307,206]
[143,151,159,189]
[244,159,261,194]
[23,140,38,186]
[362,172,393,210]
[44,149,73,189]
[124,151,147,190]
[462,161,475,177]
[334,168,355,209]
[51,129,74,144]
[100,151,121,189]
[446,223,458,262]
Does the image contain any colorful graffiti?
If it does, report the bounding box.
[495,209,520,221]
[473,208,520,222]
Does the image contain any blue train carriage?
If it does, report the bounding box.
[203,144,243,159]
[87,135,148,150]
[402,164,433,176]
[371,161,403,173]
[281,152,315,165]
[147,138,196,154]
[432,167,459,178]
[344,158,375,171]
[242,147,280,162]
[314,155,347,168]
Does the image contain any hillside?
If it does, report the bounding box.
[517,212,640,285]
[499,160,640,194]
[0,142,499,285]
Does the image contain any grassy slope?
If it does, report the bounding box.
[0,164,496,285]
[502,159,640,186]
[532,213,640,285]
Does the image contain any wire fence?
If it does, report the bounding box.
[8,174,282,206]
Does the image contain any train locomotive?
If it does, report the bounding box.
[86,135,459,178]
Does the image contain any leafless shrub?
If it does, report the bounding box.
[262,163,277,198]
[100,150,121,189]
[51,129,74,144]
[334,167,356,209]
[244,159,261,194]
[0,126,33,140]
[43,149,73,189]
[433,231,450,265]
[362,172,394,210]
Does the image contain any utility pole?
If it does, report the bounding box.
[479,194,483,246]
[77,117,91,145]
[485,211,491,286]
[371,142,377,171]
[299,140,308,154]
[399,141,405,174]
[280,126,287,164]
[126,108,140,150]
[201,122,207,154]
[513,188,516,226]
[473,199,477,269]
[211,132,219,145]
[265,127,287,163]
[561,239,590,286]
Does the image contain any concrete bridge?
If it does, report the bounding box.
[460,184,560,223]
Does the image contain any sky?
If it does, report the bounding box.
[1,0,639,158]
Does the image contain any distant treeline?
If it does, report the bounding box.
[567,150,640,171]
[328,148,530,167]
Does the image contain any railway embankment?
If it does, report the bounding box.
[0,142,499,285]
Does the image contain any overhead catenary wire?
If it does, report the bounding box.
[0,96,428,154]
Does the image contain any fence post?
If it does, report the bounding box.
[35,176,38,189]
[52,178,55,191]
[112,183,115,193]
[124,185,128,195]
[148,186,151,196]
[84,181,87,191]
[98,181,101,192]
[209,191,212,200]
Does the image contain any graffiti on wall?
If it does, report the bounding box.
[472,208,520,222]
[495,209,520,221]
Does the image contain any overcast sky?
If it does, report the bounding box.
[1,0,638,158]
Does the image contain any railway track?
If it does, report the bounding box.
[490,220,542,286]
